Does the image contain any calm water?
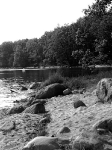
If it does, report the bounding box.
[0,69,57,83]
[1,66,112,83]
[0,67,93,84]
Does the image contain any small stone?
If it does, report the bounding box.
[59,127,70,134]
[20,86,28,91]
[73,100,86,108]
[63,88,72,95]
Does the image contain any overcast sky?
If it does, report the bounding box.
[0,0,95,44]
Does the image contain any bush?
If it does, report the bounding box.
[40,72,65,88]
[65,77,88,90]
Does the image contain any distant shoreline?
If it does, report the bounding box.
[0,66,60,71]
[0,65,112,71]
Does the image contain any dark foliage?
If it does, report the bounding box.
[0,0,112,68]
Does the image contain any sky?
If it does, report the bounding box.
[0,0,95,44]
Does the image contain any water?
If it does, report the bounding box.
[0,68,58,108]
[0,68,57,83]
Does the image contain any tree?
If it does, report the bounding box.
[84,0,112,17]
[0,42,14,67]
[26,39,44,67]
[13,40,29,67]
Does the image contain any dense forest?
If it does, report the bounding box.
[0,0,112,68]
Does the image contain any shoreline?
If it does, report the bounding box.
[0,65,112,70]
[0,74,112,149]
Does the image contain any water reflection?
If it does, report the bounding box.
[0,69,57,84]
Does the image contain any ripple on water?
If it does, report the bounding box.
[0,80,29,109]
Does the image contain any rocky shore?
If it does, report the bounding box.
[1,79,112,149]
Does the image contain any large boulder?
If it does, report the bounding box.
[96,78,112,103]
[22,136,70,150]
[36,83,66,99]
[23,103,46,114]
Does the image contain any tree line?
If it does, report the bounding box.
[0,0,112,68]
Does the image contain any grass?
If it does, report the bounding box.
[65,77,88,90]
[40,70,112,91]
[40,72,65,88]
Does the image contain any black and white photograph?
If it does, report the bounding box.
[1,0,112,149]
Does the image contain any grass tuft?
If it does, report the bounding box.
[65,77,88,90]
[40,72,65,88]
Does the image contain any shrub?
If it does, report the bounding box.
[40,72,65,88]
[65,77,88,90]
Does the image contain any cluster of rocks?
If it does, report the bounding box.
[1,78,112,150]
[0,81,87,150]
[9,82,87,116]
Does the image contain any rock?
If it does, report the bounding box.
[23,103,46,114]
[22,136,70,150]
[72,132,104,150]
[93,119,108,131]
[73,141,94,150]
[31,99,46,106]
[96,78,112,103]
[26,97,46,107]
[59,127,70,134]
[63,88,72,95]
[36,83,66,99]
[20,86,28,91]
[29,82,41,89]
[0,120,15,132]
[107,119,112,132]
[73,100,86,108]
[93,118,112,134]
[72,139,103,150]
[8,105,25,114]
[39,116,51,125]
[72,88,86,94]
